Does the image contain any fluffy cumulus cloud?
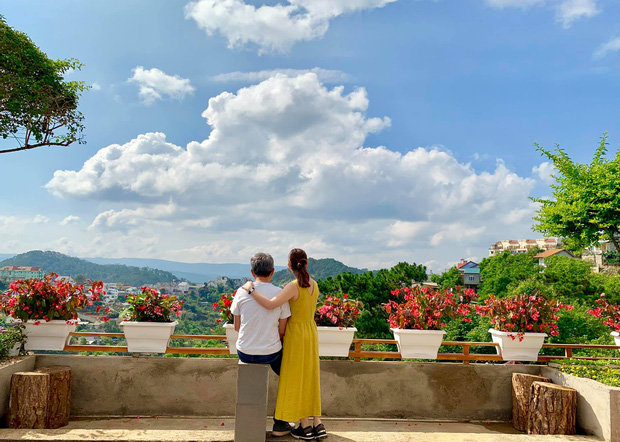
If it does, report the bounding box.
[128,67,195,105]
[484,0,599,27]
[211,67,351,83]
[184,0,397,53]
[593,37,620,59]
[46,73,540,269]
[60,215,81,225]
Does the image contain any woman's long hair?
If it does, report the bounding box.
[289,248,310,288]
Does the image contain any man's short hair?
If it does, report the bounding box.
[251,252,274,277]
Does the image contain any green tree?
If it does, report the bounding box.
[478,250,539,298]
[531,133,620,252]
[0,16,88,153]
[430,267,462,289]
[74,274,86,285]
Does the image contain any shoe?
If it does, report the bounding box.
[313,423,327,439]
[291,424,314,440]
[272,419,292,436]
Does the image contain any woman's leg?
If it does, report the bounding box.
[300,417,310,428]
[313,416,322,425]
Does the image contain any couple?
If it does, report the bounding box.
[230,248,326,440]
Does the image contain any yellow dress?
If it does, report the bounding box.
[274,280,321,422]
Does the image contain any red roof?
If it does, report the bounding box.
[526,239,537,244]
[545,238,557,243]
[534,248,571,258]
[1,266,42,271]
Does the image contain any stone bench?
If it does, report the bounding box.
[234,361,269,442]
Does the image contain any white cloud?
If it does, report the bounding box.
[212,67,351,84]
[46,72,539,269]
[532,161,557,183]
[91,82,102,91]
[184,0,397,53]
[60,215,81,225]
[128,67,195,105]
[484,0,599,27]
[32,215,49,224]
[593,37,620,60]
[557,0,598,28]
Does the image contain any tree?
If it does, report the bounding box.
[478,249,539,298]
[430,267,462,289]
[531,134,620,252]
[0,16,88,153]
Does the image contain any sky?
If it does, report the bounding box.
[1,0,619,272]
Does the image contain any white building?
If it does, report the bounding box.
[178,282,190,293]
[489,238,560,257]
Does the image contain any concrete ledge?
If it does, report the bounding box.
[542,366,620,441]
[0,356,36,418]
[235,362,269,442]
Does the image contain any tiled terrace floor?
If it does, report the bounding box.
[0,417,600,442]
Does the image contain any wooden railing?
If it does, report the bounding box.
[62,332,620,364]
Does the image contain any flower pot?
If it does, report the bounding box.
[612,331,620,348]
[391,328,446,359]
[223,323,239,354]
[317,326,356,357]
[489,328,547,362]
[121,321,177,353]
[8,343,21,356]
[24,320,77,351]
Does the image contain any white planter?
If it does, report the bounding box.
[121,321,177,353]
[612,331,620,348]
[224,323,238,354]
[391,328,446,359]
[317,326,356,357]
[24,320,77,351]
[489,328,547,362]
[8,343,21,356]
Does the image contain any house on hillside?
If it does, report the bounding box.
[0,266,45,280]
[456,259,481,290]
[489,238,560,256]
[534,248,574,267]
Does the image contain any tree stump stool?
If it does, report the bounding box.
[8,366,72,429]
[527,381,577,435]
[512,373,552,431]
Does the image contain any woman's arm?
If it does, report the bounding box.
[241,281,297,310]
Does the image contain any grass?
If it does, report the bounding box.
[551,358,620,387]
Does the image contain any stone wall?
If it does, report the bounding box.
[34,355,540,421]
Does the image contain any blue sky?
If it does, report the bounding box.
[1,0,619,272]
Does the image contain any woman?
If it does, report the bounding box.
[242,248,325,440]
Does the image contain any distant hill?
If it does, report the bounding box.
[271,257,366,286]
[84,257,285,283]
[0,251,178,286]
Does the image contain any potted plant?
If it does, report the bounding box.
[120,286,184,353]
[384,286,476,359]
[0,326,23,358]
[314,293,363,357]
[478,291,572,361]
[0,273,103,351]
[212,291,237,354]
[587,294,620,348]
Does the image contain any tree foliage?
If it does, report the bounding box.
[318,262,427,338]
[430,266,462,289]
[0,16,88,153]
[478,249,539,298]
[531,133,620,252]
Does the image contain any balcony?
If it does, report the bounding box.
[0,333,617,441]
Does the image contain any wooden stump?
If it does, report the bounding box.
[8,372,50,429]
[7,366,72,429]
[36,366,72,428]
[527,381,577,435]
[512,373,551,432]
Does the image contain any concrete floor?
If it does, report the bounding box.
[0,417,601,441]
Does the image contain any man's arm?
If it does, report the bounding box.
[278,318,288,340]
[234,315,241,332]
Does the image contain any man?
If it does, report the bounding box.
[230,252,292,436]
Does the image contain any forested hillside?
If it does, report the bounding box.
[0,251,178,286]
[271,257,366,286]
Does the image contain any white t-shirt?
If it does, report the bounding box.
[230,282,291,355]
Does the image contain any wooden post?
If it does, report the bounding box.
[7,366,72,429]
[511,373,551,432]
[8,372,50,429]
[36,366,72,428]
[527,381,577,435]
